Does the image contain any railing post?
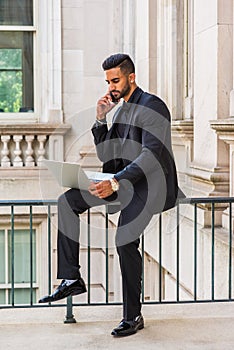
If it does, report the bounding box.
[11,205,15,306]
[229,202,232,300]
[194,203,197,301]
[176,203,180,302]
[47,205,52,300]
[159,213,162,303]
[211,202,215,301]
[29,205,33,305]
[105,206,109,304]
[87,209,91,304]
[64,296,76,324]
[141,233,145,303]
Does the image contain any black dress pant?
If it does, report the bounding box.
[57,187,153,320]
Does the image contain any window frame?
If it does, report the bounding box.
[0,0,38,122]
[0,226,39,305]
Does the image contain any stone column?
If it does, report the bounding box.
[190,0,233,197]
[39,0,63,123]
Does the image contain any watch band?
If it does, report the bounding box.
[96,118,107,125]
[110,178,119,192]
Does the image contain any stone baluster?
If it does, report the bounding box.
[1,135,11,167]
[37,135,47,166]
[13,135,23,167]
[25,135,35,167]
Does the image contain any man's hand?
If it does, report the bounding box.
[89,180,114,199]
[96,93,118,120]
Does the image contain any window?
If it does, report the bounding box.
[0,0,34,114]
[0,229,37,305]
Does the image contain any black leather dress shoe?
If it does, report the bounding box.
[38,278,87,303]
[111,314,144,337]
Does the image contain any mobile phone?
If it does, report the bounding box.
[110,91,119,104]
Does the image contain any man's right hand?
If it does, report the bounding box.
[96,93,118,120]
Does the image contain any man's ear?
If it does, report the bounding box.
[129,73,136,83]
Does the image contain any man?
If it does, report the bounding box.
[39,53,180,336]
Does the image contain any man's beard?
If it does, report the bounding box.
[113,82,131,100]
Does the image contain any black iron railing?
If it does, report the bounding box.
[0,198,233,323]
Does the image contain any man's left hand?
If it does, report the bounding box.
[88,180,113,198]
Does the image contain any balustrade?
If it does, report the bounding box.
[0,134,47,167]
[0,124,70,167]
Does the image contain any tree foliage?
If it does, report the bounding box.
[0,49,22,112]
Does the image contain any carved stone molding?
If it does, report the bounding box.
[0,123,71,135]
[210,119,234,197]
[171,119,194,141]
[210,119,234,143]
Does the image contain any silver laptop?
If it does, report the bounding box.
[43,160,113,190]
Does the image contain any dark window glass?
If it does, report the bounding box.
[0,0,33,26]
[0,32,34,112]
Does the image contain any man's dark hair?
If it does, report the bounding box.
[102,53,135,74]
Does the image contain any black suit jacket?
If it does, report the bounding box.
[92,87,182,214]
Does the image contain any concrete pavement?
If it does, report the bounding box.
[0,302,234,349]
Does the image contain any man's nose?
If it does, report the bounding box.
[109,83,116,91]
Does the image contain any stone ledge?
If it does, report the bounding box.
[0,123,71,135]
[171,119,194,141]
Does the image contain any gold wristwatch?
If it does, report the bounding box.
[110,178,119,192]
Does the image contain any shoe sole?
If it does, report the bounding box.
[61,285,87,298]
[70,287,87,296]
